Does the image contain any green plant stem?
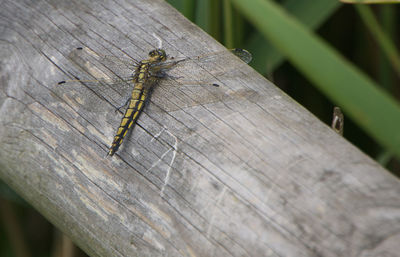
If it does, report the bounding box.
[355,5,400,77]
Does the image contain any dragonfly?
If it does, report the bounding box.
[58,46,252,156]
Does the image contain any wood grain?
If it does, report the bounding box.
[1,0,400,256]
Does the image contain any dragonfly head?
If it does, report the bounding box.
[148,49,167,62]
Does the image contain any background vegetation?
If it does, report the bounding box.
[1,0,399,256]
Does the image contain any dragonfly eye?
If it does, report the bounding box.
[148,49,157,57]
[148,49,166,61]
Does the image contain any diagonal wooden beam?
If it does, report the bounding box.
[0,0,399,256]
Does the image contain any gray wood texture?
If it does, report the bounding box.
[1,0,400,256]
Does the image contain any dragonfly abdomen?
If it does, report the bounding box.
[108,82,148,156]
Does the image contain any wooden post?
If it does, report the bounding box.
[1,0,399,256]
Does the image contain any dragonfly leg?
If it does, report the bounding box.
[152,70,167,78]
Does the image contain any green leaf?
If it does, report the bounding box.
[246,0,341,75]
[355,5,400,77]
[340,0,400,4]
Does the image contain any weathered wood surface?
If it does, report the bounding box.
[1,0,400,256]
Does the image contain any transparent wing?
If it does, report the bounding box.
[55,47,252,114]
[68,47,138,81]
[54,47,138,113]
[147,48,252,112]
[166,48,251,64]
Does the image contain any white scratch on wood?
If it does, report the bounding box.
[146,127,174,174]
[206,186,227,237]
[144,127,179,197]
[146,147,173,174]
[151,127,166,142]
[152,33,163,48]
[160,130,178,197]
[130,147,140,157]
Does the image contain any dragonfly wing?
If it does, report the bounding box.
[68,47,137,79]
[175,48,252,65]
[55,48,137,112]
[161,48,252,83]
[99,55,138,72]
[146,48,252,112]
[57,47,252,115]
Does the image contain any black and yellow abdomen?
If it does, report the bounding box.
[107,49,171,156]
[108,63,151,156]
[108,83,149,156]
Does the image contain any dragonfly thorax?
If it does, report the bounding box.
[148,49,167,62]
